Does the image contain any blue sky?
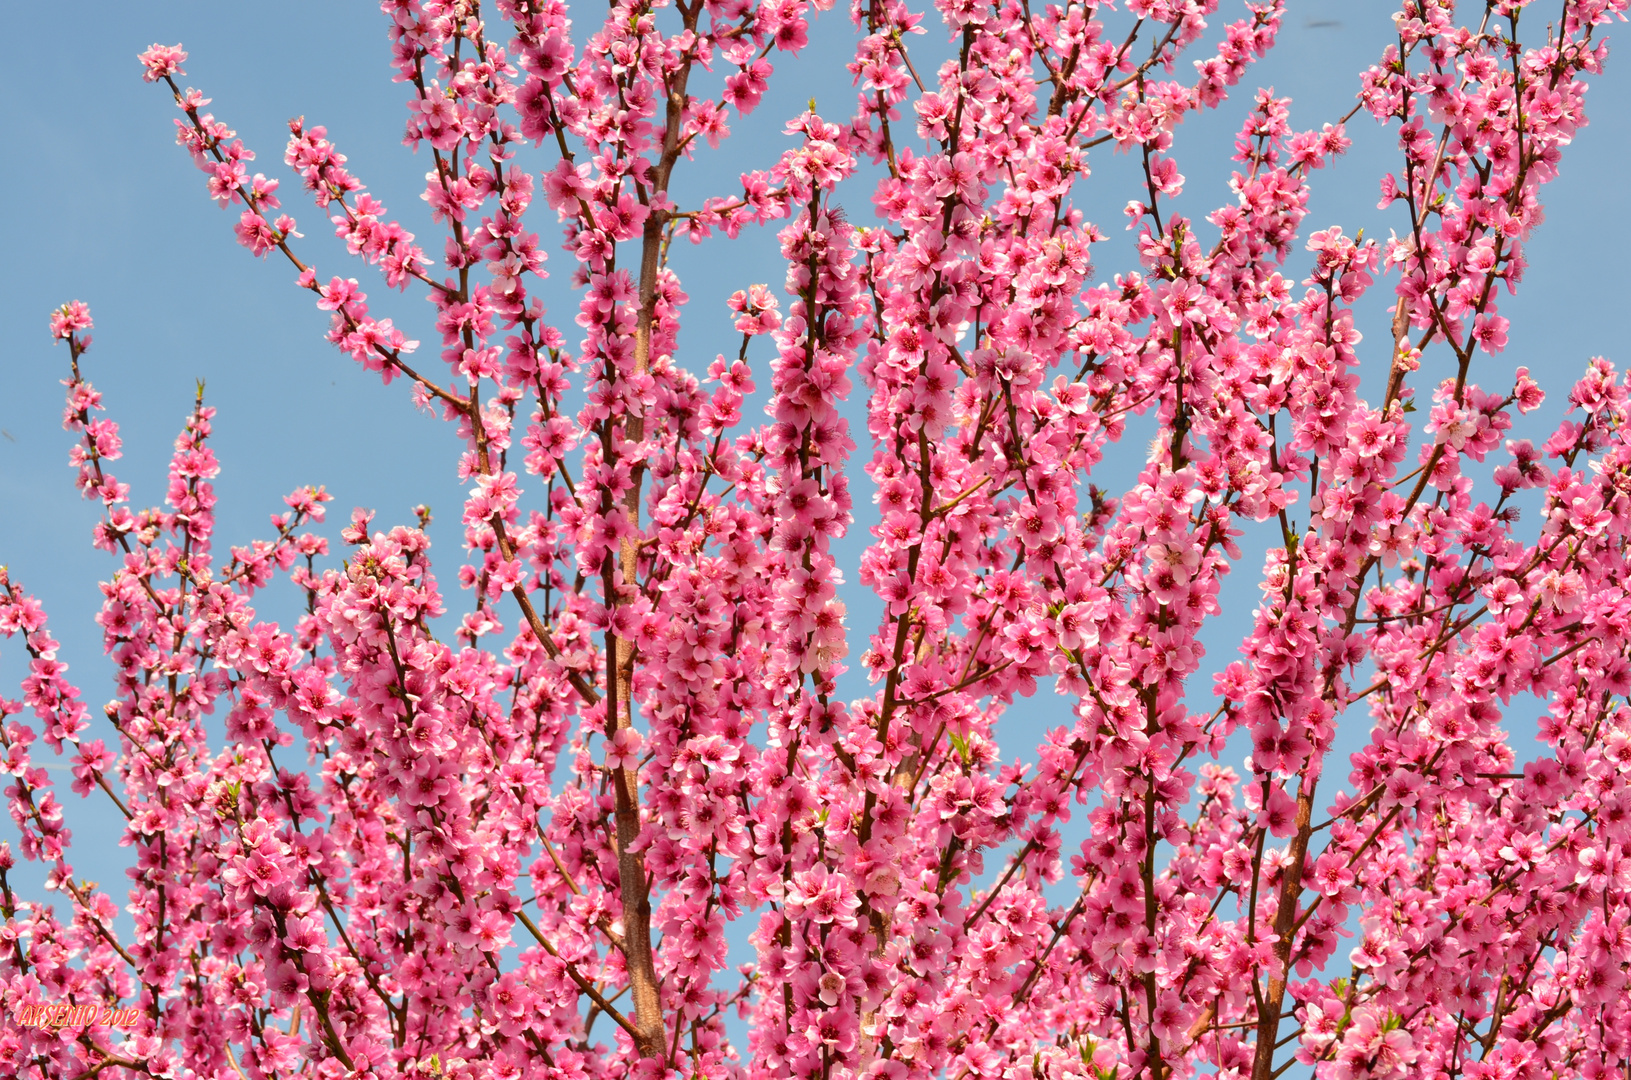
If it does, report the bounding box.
[2,0,1628,1043]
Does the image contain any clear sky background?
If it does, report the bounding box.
[2,0,1628,1039]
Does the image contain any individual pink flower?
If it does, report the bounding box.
[137,43,186,82]
[48,300,92,341]
[605,726,643,772]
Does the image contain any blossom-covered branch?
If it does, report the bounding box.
[5,1,1631,1079]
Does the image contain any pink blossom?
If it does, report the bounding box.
[4,7,1628,1080]
[137,43,186,82]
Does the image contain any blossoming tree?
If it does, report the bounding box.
[5,0,1631,1078]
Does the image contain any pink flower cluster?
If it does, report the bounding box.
[4,2,1631,1079]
